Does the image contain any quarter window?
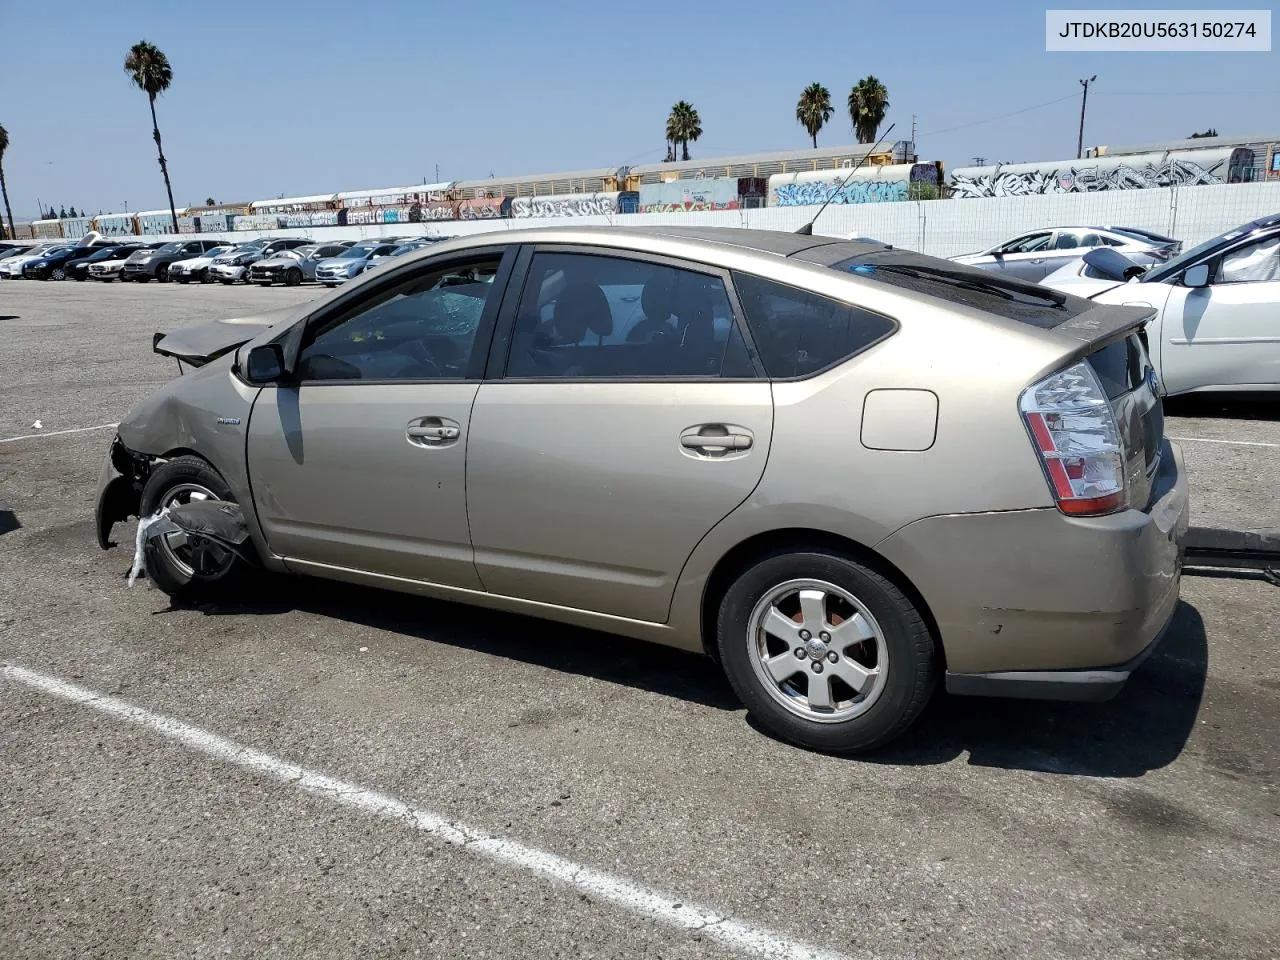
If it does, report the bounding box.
[505,252,754,379]
[296,256,502,381]
[733,272,896,378]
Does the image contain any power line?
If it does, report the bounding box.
[918,93,1079,137]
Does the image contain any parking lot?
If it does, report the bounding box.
[1,280,1278,959]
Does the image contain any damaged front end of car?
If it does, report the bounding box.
[94,435,154,549]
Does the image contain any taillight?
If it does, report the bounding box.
[1019,361,1125,516]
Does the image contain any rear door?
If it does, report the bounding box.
[465,246,772,622]
[245,245,516,586]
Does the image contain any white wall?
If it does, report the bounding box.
[156,181,1280,257]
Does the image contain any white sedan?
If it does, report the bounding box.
[1041,214,1280,397]
[168,245,235,283]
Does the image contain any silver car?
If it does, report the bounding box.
[313,242,402,286]
[96,226,1188,754]
[950,226,1181,283]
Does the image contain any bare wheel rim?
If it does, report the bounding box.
[746,578,889,724]
[155,482,230,579]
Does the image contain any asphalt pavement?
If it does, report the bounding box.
[1,280,1277,960]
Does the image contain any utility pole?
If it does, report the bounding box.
[1076,75,1097,159]
[910,113,917,151]
[971,157,987,167]
[435,163,440,183]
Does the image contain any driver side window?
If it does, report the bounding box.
[1001,232,1051,254]
[1216,235,1280,284]
[297,255,503,381]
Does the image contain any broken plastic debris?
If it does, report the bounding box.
[31,420,42,430]
[128,509,169,587]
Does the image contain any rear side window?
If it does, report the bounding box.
[732,272,895,379]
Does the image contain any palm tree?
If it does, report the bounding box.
[664,113,679,163]
[666,101,703,161]
[0,124,15,241]
[124,41,179,233]
[796,83,833,148]
[847,76,890,144]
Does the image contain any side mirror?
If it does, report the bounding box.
[1183,263,1210,288]
[244,343,287,384]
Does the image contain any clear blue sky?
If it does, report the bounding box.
[1,0,1274,219]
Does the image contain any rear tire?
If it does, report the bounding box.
[716,549,936,754]
[51,267,66,281]
[157,264,170,282]
[285,267,302,287]
[139,457,252,603]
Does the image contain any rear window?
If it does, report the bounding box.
[1088,332,1153,400]
[732,272,896,378]
[818,248,1093,330]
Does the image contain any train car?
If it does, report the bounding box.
[510,192,621,219]
[59,216,94,239]
[618,191,640,214]
[32,219,63,239]
[92,212,139,237]
[767,162,930,207]
[249,194,337,216]
[454,169,616,201]
[950,147,1255,199]
[137,209,186,235]
[279,211,340,228]
[180,202,251,234]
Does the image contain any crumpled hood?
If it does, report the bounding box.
[152,302,309,367]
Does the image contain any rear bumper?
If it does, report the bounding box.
[875,440,1189,698]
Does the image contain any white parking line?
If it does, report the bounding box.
[1169,436,1280,449]
[2,664,850,960]
[0,423,117,445]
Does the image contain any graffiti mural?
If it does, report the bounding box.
[949,148,1253,199]
[510,192,620,218]
[458,197,510,219]
[768,165,918,207]
[94,214,136,237]
[638,178,740,213]
[234,214,284,231]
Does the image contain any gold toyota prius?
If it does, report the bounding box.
[95,226,1189,753]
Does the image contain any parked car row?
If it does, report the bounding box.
[0,235,450,287]
[950,225,1182,282]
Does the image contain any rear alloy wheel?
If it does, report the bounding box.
[51,267,66,281]
[156,263,170,282]
[717,550,936,753]
[139,457,250,601]
[285,267,302,287]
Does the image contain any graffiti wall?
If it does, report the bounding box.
[279,211,339,228]
[94,214,137,237]
[234,214,285,231]
[458,197,510,220]
[59,217,93,239]
[33,220,63,239]
[510,192,620,218]
[768,164,915,207]
[949,148,1252,199]
[638,178,739,213]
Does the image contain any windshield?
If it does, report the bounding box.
[157,242,184,254]
[44,247,75,257]
[335,245,377,259]
[391,243,426,256]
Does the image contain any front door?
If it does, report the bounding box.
[246,248,513,587]
[466,248,772,623]
[1160,232,1280,394]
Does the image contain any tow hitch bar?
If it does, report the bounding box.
[1183,526,1280,586]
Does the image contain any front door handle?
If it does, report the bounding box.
[407,417,461,447]
[680,425,754,456]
